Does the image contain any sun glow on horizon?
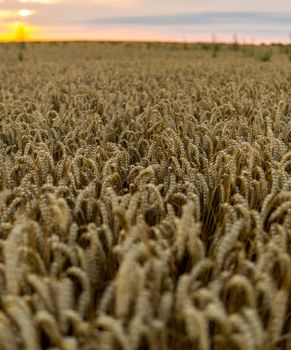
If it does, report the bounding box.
[0,22,39,41]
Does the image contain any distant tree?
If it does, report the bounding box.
[16,24,28,61]
[232,33,239,51]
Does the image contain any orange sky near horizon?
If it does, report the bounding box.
[0,0,290,43]
[0,7,37,41]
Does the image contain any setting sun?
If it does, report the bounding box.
[15,24,29,41]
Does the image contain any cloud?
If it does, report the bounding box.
[0,9,19,21]
[85,12,291,27]
[0,8,36,22]
[0,10,13,17]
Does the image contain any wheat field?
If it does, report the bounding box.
[0,42,290,350]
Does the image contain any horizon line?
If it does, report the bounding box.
[0,38,290,45]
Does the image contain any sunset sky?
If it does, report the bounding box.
[0,0,290,43]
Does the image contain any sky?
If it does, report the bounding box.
[0,0,290,43]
